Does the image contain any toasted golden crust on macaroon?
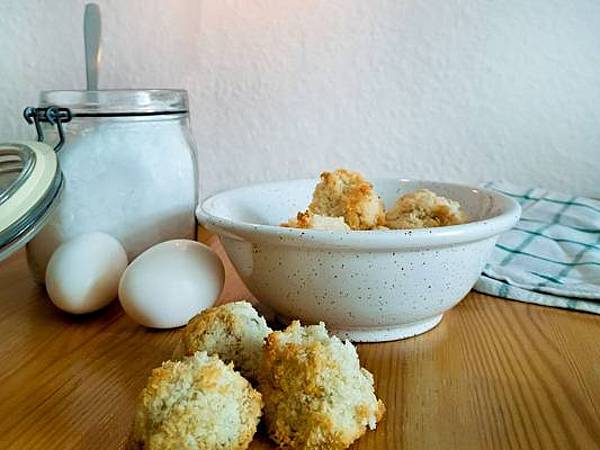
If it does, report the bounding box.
[385,189,467,229]
[179,301,271,383]
[132,352,262,450]
[309,169,385,230]
[259,321,385,449]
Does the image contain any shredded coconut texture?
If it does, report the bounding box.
[179,301,272,383]
[385,188,467,229]
[132,352,262,449]
[259,321,385,449]
[309,169,386,230]
[282,169,467,231]
[282,169,385,231]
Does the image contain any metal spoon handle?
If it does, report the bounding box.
[84,3,101,91]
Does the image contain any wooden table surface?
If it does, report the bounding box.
[0,236,599,450]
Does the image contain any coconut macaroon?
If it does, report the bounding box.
[178,301,272,382]
[308,169,385,230]
[385,189,467,229]
[282,210,351,231]
[260,321,385,449]
[132,351,262,450]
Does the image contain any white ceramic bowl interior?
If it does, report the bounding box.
[198,179,520,342]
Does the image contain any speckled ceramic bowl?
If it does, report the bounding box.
[197,179,520,342]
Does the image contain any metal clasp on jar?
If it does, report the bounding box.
[23,106,73,152]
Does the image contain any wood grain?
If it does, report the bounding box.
[0,238,599,450]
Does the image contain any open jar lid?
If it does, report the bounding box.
[0,141,63,261]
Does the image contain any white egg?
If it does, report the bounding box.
[45,232,128,314]
[118,239,225,329]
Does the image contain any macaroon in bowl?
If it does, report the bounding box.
[197,178,520,342]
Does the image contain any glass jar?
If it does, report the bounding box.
[26,89,198,281]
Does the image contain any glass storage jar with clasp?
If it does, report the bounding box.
[19,89,199,281]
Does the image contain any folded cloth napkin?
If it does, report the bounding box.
[474,182,600,314]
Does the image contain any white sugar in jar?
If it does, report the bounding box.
[26,90,198,281]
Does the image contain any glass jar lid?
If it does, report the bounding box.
[0,141,63,261]
[40,89,189,116]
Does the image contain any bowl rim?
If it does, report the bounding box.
[197,178,521,250]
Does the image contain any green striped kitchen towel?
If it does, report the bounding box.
[474,182,600,314]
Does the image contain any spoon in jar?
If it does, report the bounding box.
[84,3,101,91]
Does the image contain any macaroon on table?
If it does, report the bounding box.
[0,231,598,449]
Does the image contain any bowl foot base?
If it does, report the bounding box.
[334,314,444,342]
[275,313,444,343]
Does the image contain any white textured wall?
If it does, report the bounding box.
[1,0,599,197]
